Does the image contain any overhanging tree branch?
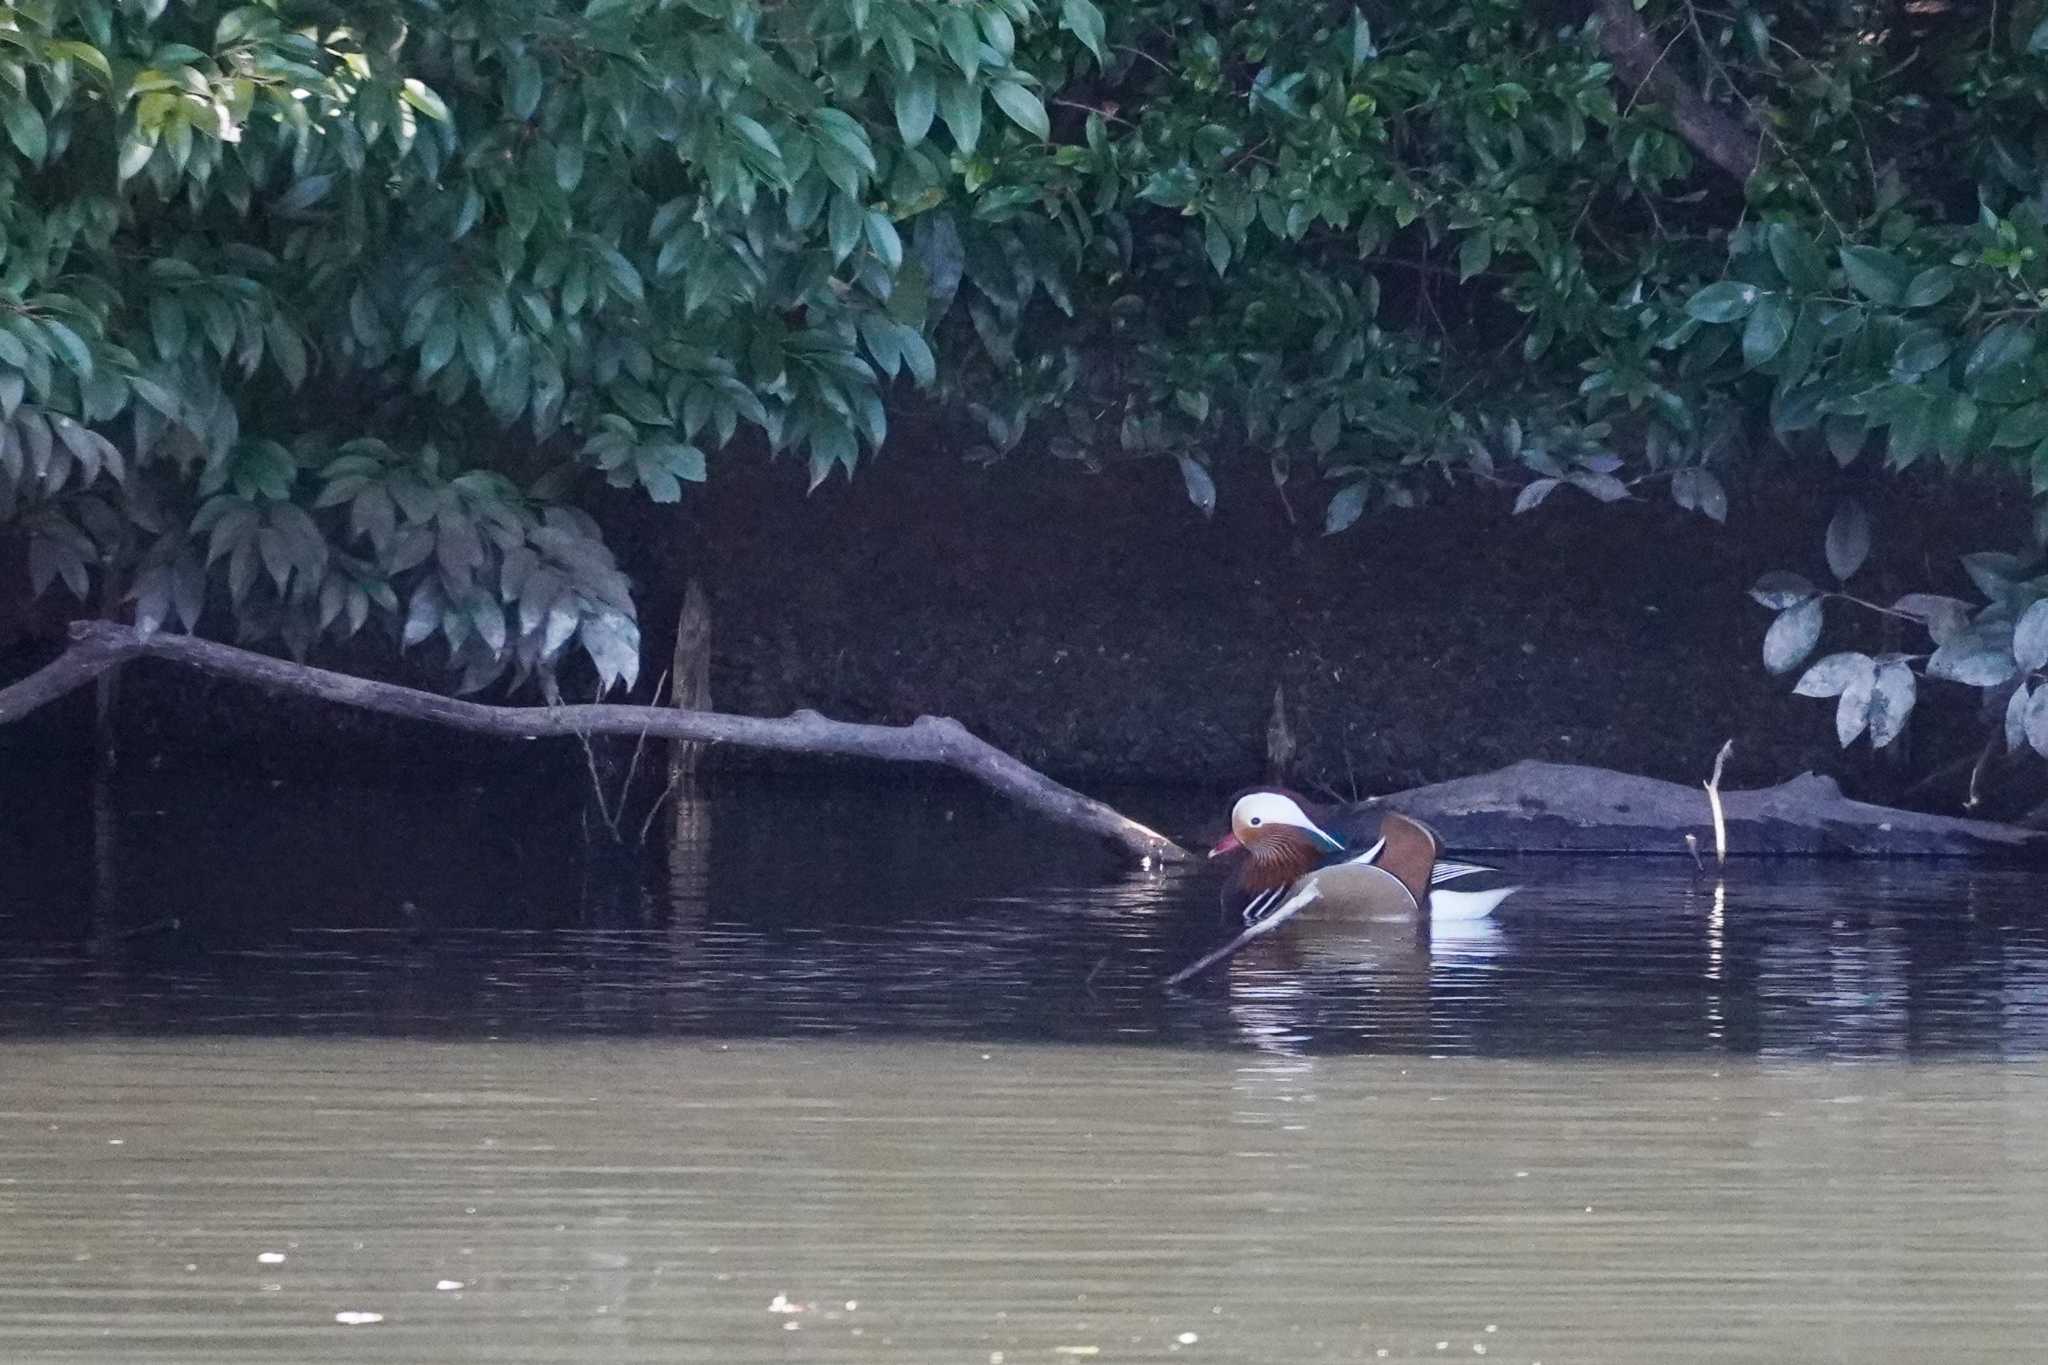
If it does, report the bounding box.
[0,621,1191,865]
[1595,0,1761,181]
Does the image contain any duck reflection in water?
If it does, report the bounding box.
[1212,912,1507,1054]
[1168,787,1521,988]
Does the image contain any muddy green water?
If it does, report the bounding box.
[5,1043,2048,1363]
[3,774,2047,1360]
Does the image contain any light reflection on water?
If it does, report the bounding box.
[2,772,2048,1361]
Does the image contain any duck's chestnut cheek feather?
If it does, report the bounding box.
[1208,832,1243,858]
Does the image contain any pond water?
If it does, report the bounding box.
[2,771,2046,1362]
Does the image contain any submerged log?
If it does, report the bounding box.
[0,621,1190,865]
[1371,760,2048,860]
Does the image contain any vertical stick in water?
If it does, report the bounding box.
[1703,739,1733,866]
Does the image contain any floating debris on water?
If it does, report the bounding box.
[436,1280,464,1291]
[334,1312,383,1326]
[258,1252,286,1265]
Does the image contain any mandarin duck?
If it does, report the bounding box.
[1166,786,1521,986]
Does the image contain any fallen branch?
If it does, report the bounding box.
[1369,759,2047,859]
[0,621,1190,865]
[1594,0,1761,181]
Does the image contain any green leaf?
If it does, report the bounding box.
[828,192,863,265]
[939,79,982,153]
[1793,651,1874,699]
[721,108,772,153]
[1766,223,1827,291]
[894,68,937,146]
[2013,598,2048,673]
[1458,233,1493,283]
[1061,0,1107,63]
[1901,266,1956,309]
[1349,8,1377,66]
[1992,403,2048,448]
[1175,455,1215,515]
[118,133,156,181]
[1893,593,1971,645]
[4,100,48,163]
[941,8,981,78]
[1741,295,1793,368]
[1834,663,1876,747]
[400,78,450,124]
[507,53,544,120]
[1763,597,1824,674]
[2027,687,2048,759]
[1685,281,1760,323]
[1928,626,2017,687]
[991,82,1049,140]
[277,173,336,214]
[1750,570,1817,609]
[1671,467,1727,522]
[1824,498,1871,581]
[1890,330,1952,380]
[864,211,903,271]
[895,325,936,386]
[1823,416,1865,467]
[1513,479,1559,514]
[1309,403,1341,454]
[1325,481,1370,534]
[555,140,585,193]
[40,320,94,381]
[1867,661,1915,749]
[1839,246,1908,304]
[1965,324,2035,390]
[420,318,458,378]
[1937,391,1982,461]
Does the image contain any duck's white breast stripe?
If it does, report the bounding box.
[1241,885,1288,926]
[1343,836,1387,865]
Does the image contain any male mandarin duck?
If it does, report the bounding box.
[1166,786,1521,986]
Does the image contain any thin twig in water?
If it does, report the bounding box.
[1966,730,1999,812]
[1703,738,1733,865]
[571,716,624,842]
[570,671,662,843]
[636,766,689,848]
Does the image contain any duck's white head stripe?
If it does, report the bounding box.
[1232,792,1345,851]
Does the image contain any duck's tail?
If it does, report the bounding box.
[1427,860,1522,921]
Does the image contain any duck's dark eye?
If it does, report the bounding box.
[1249,816,1263,826]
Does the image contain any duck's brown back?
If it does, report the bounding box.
[1370,811,1442,906]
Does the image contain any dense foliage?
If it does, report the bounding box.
[4,0,2048,700]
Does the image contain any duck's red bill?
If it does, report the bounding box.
[1208,832,1242,858]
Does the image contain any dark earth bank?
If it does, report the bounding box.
[4,442,2045,824]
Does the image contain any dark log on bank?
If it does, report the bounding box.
[1372,760,2048,860]
[0,621,1190,865]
